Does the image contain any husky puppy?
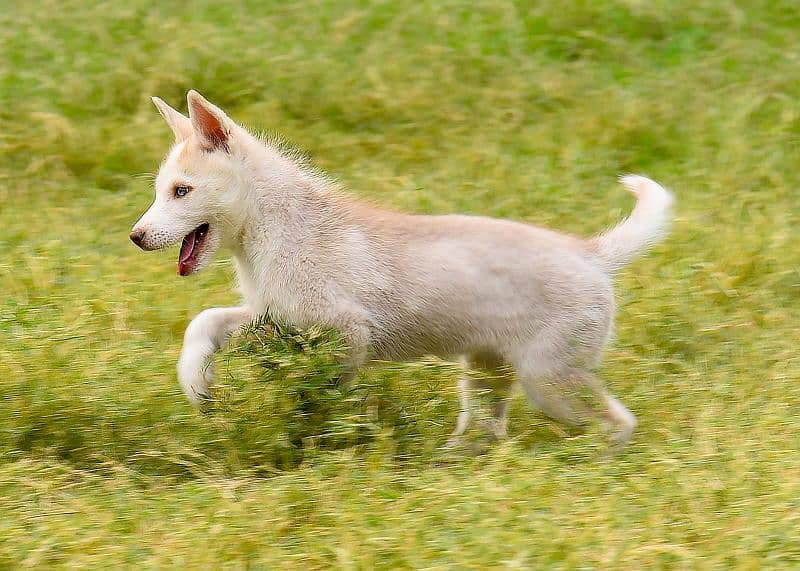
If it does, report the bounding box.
[131,90,672,446]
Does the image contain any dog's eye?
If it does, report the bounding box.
[174,185,191,198]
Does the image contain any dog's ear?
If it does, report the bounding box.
[151,97,192,142]
[187,90,231,152]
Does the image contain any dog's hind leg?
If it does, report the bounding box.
[446,352,514,448]
[446,367,474,448]
[515,349,637,446]
[177,306,251,404]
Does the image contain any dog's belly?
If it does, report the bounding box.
[368,321,461,361]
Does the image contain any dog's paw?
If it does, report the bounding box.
[177,356,215,407]
[443,436,464,450]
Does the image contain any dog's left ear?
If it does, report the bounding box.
[152,97,192,142]
[187,90,231,153]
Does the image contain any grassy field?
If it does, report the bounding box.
[2,0,800,567]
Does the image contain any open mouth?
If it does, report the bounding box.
[178,223,209,276]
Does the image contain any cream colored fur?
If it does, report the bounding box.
[131,90,673,446]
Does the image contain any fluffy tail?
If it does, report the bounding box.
[589,175,674,273]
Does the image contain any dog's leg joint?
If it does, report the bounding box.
[177,306,251,405]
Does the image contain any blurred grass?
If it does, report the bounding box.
[1,0,799,567]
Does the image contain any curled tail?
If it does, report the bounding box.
[589,175,674,273]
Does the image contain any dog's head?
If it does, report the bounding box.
[130,90,246,276]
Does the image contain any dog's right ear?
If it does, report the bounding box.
[152,97,192,142]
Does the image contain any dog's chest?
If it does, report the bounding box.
[232,256,270,309]
[232,253,309,322]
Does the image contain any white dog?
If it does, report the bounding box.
[131,90,673,446]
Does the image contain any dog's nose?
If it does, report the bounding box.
[130,228,146,248]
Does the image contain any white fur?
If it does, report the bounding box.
[131,90,674,445]
[590,175,675,273]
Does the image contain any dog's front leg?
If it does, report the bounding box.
[177,306,251,404]
[333,318,371,386]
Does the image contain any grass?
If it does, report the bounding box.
[2,0,800,567]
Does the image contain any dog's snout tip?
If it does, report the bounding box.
[129,229,146,248]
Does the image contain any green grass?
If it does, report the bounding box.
[2,0,800,567]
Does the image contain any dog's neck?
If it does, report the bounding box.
[231,131,333,235]
[227,130,345,312]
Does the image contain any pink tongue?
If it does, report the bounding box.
[179,230,196,264]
